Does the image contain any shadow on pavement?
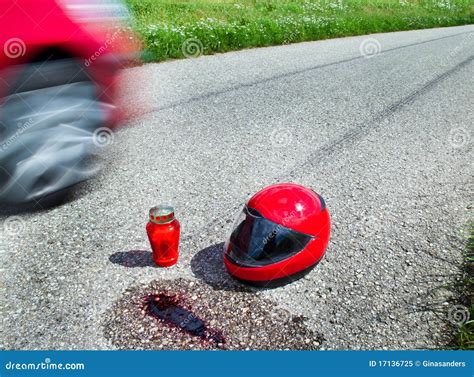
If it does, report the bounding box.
[109,249,157,268]
[191,242,250,292]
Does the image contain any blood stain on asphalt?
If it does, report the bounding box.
[143,293,225,348]
[103,278,324,350]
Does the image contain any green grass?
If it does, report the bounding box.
[124,0,474,62]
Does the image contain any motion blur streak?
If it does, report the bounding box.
[0,0,139,207]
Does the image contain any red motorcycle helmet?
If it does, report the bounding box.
[224,183,331,287]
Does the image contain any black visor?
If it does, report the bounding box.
[226,206,313,267]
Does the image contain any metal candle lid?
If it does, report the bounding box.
[149,205,175,224]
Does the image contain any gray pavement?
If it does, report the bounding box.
[1,25,473,350]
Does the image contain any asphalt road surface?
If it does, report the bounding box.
[1,25,473,350]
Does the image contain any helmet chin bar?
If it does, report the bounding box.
[230,260,321,288]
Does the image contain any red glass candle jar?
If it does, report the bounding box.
[146,205,180,267]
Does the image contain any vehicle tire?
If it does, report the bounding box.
[0,56,110,208]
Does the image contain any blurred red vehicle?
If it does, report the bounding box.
[0,0,138,207]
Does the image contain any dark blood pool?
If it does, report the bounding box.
[144,294,225,347]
